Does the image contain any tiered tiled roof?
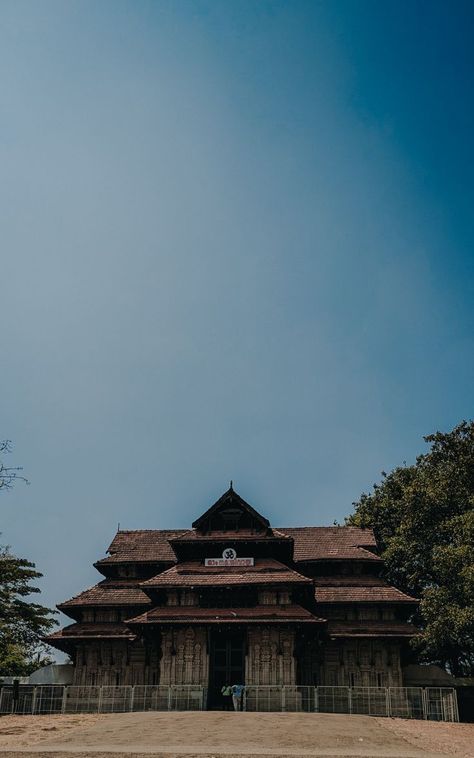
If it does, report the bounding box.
[141,559,311,588]
[280,527,378,562]
[58,579,152,609]
[314,577,417,604]
[45,489,419,654]
[95,530,185,565]
[327,620,416,638]
[47,622,136,641]
[128,604,325,625]
[171,528,291,542]
[93,526,379,565]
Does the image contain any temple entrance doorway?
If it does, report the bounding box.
[208,629,245,709]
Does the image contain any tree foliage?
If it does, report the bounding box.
[0,440,29,491]
[0,545,57,676]
[1,438,56,676]
[347,420,474,677]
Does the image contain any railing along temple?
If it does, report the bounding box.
[0,684,459,721]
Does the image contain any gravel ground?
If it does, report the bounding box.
[0,712,472,758]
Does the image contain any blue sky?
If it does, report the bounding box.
[1,0,473,643]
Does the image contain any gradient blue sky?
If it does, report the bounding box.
[1,0,473,648]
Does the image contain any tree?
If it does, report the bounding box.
[0,440,29,491]
[1,439,57,675]
[347,420,474,677]
[0,545,57,675]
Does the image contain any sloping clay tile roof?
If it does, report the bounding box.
[93,526,378,564]
[171,528,291,542]
[315,584,417,603]
[46,623,136,641]
[327,620,417,638]
[280,527,378,561]
[314,576,388,586]
[97,530,186,564]
[141,559,311,588]
[127,604,325,625]
[59,579,152,608]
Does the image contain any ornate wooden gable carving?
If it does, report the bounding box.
[192,485,270,534]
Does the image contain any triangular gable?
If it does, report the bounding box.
[192,485,270,532]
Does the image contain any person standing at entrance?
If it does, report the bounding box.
[231,683,244,711]
[221,684,232,710]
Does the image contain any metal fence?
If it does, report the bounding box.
[0,684,458,721]
[243,686,458,721]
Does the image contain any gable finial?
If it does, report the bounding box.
[229,480,233,490]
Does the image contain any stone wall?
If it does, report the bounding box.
[319,640,403,687]
[246,627,296,685]
[72,639,161,686]
[159,627,208,686]
[71,631,403,690]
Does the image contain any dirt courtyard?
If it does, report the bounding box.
[0,712,472,758]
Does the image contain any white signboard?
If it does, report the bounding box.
[205,557,254,567]
[205,548,254,567]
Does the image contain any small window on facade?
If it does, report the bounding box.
[115,672,121,686]
[349,672,356,687]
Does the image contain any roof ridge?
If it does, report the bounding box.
[113,528,188,535]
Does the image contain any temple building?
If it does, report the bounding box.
[46,486,418,706]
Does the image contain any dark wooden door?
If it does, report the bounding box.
[208,630,245,709]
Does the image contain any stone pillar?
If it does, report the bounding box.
[159,626,209,685]
[319,640,403,687]
[246,627,296,685]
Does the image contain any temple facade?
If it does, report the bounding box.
[47,487,418,707]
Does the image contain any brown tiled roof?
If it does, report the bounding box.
[279,527,379,562]
[141,559,311,588]
[93,526,378,566]
[314,576,388,586]
[58,579,152,609]
[127,604,325,625]
[315,584,417,603]
[327,620,417,638]
[171,528,291,542]
[45,623,136,641]
[97,530,185,564]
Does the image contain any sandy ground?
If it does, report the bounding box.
[0,712,472,758]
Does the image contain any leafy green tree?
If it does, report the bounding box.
[1,439,57,676]
[347,420,474,677]
[0,545,57,676]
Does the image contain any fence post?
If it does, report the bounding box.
[314,687,318,713]
[348,688,352,715]
[453,689,459,723]
[130,685,135,713]
[31,687,38,715]
[61,687,68,714]
[167,686,172,711]
[422,688,428,720]
[282,686,286,712]
[98,686,103,714]
[385,687,391,718]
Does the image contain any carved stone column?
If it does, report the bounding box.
[159,626,209,685]
[246,627,296,685]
